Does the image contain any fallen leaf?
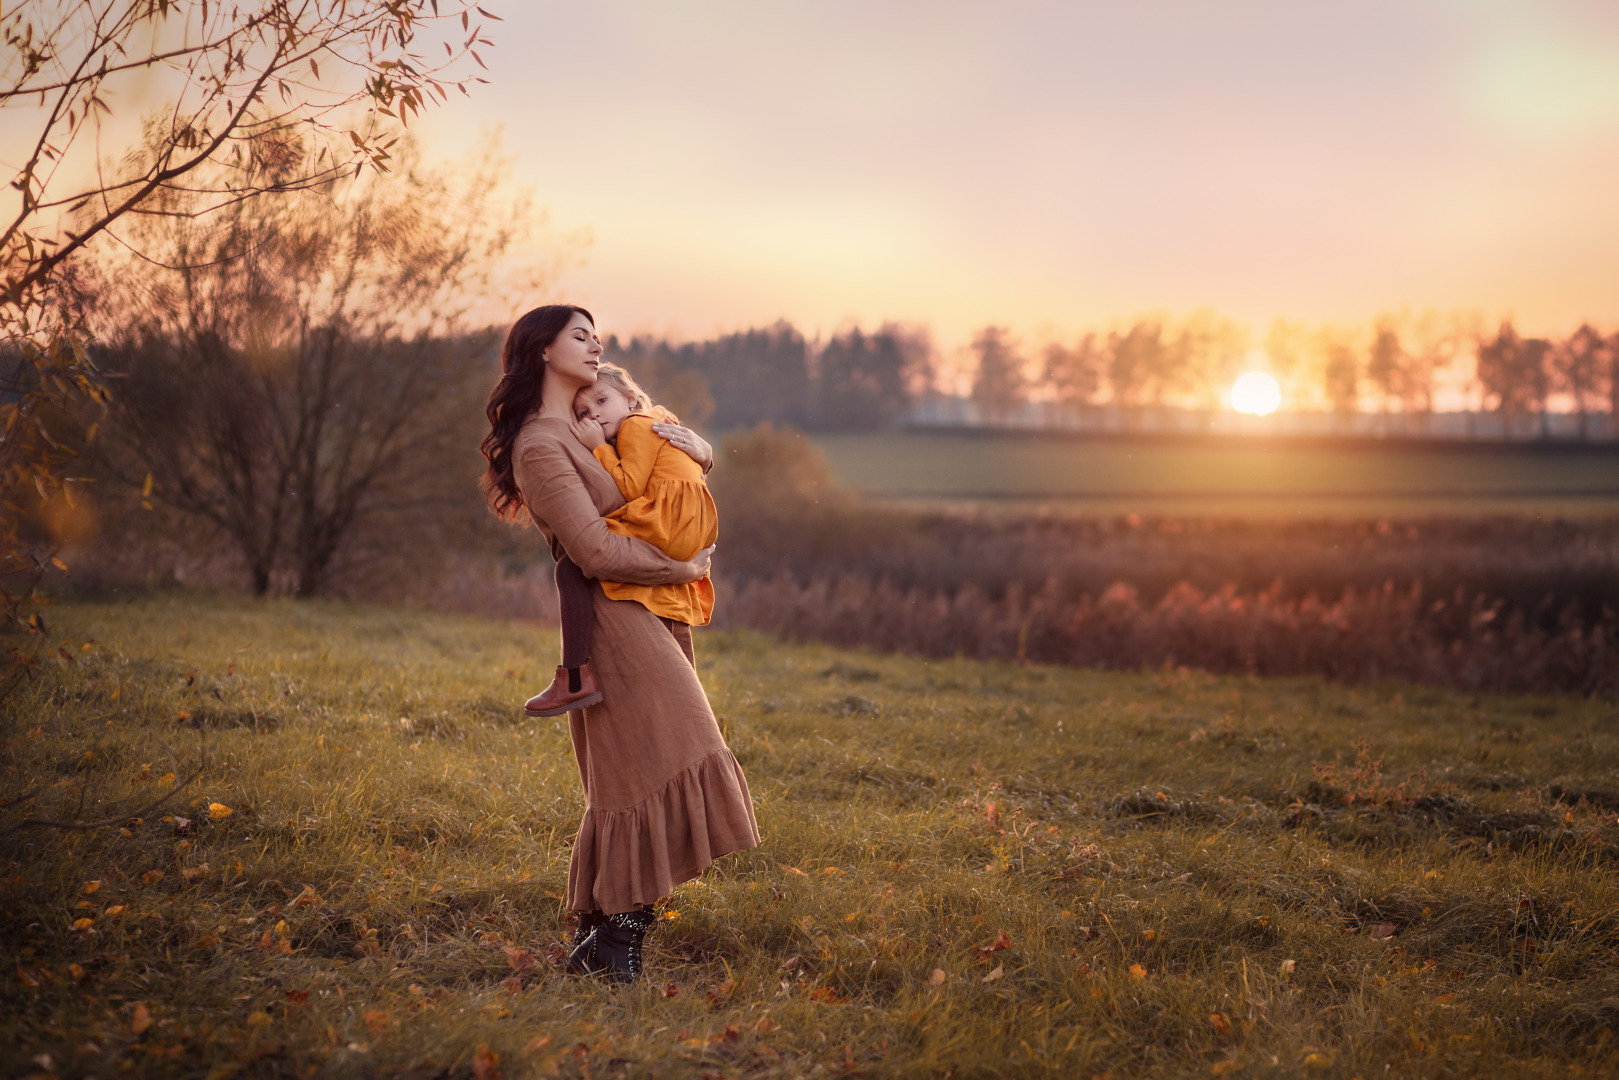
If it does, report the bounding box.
[104,905,125,916]
[662,910,680,920]
[68,963,86,980]
[522,1035,551,1054]
[778,955,801,973]
[754,1015,778,1033]
[1370,922,1397,940]
[131,1003,152,1034]
[502,946,534,972]
[1210,1012,1231,1037]
[661,983,680,998]
[285,990,310,1005]
[1437,993,1455,1004]
[982,963,1004,984]
[976,930,1013,961]
[1129,963,1147,980]
[16,968,40,988]
[363,1010,387,1037]
[1279,958,1296,977]
[142,870,164,885]
[82,881,101,894]
[1142,929,1156,941]
[929,968,947,987]
[471,1044,501,1080]
[807,986,844,1003]
[785,866,809,877]
[208,802,233,820]
[293,887,321,908]
[72,917,94,931]
[1303,1051,1331,1068]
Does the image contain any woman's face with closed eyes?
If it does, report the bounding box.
[543,312,602,386]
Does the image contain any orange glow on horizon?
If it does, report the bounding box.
[1230,372,1282,415]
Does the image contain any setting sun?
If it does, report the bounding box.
[1230,371,1282,415]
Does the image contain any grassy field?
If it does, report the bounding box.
[809,432,1619,517]
[4,595,1618,1079]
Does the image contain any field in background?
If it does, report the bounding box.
[809,432,1619,517]
[3,596,1618,1078]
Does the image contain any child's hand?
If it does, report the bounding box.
[570,416,606,449]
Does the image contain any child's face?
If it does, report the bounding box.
[574,383,635,440]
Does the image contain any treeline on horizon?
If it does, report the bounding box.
[604,313,1619,435]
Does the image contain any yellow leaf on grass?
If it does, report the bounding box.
[130,1003,151,1034]
[1209,1012,1232,1037]
[785,866,809,877]
[662,910,680,920]
[929,969,947,986]
[1129,963,1147,980]
[82,881,101,894]
[208,803,233,820]
[71,918,93,931]
[363,1009,387,1036]
[522,1035,552,1054]
[982,963,1004,984]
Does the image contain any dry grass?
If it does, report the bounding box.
[720,572,1619,697]
[3,594,1618,1079]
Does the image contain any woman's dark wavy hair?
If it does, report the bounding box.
[480,304,593,520]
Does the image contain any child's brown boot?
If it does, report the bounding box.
[524,663,603,716]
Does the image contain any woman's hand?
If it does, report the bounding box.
[570,416,606,450]
[670,544,715,583]
[651,422,713,473]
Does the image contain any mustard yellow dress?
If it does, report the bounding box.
[591,405,718,625]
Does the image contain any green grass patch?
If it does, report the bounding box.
[811,432,1619,517]
[3,594,1618,1078]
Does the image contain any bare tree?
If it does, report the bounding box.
[1365,323,1408,413]
[1041,334,1104,416]
[1318,330,1361,417]
[1107,320,1166,417]
[969,326,1027,422]
[1,0,493,631]
[87,143,543,596]
[1476,322,1553,437]
[1551,324,1612,440]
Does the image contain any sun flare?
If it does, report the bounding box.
[1230,371,1282,416]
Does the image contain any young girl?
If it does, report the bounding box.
[524,363,718,717]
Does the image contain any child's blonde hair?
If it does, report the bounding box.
[592,361,653,412]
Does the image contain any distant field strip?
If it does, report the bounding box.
[812,433,1619,515]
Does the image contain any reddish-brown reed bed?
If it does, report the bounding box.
[718,572,1618,697]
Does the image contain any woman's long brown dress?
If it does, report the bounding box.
[513,414,760,915]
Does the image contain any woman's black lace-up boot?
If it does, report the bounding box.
[593,907,655,983]
[565,911,605,975]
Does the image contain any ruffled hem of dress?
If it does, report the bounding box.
[566,747,761,914]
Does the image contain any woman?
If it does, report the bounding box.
[480,305,760,983]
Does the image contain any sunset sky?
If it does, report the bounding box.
[12,1,1617,350]
[408,1,1619,347]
